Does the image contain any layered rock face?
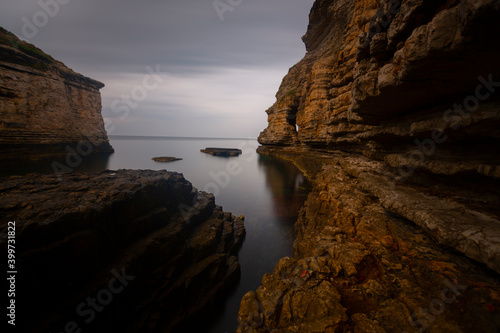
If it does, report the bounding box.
[242,0,500,331]
[0,27,113,160]
[259,0,500,177]
[239,148,499,332]
[0,170,244,332]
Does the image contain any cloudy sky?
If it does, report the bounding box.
[1,0,314,138]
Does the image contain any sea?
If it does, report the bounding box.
[0,135,311,332]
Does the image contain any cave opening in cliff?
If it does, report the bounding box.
[286,106,299,133]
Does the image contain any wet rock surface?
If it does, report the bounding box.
[237,147,500,332]
[201,148,243,157]
[152,156,182,162]
[0,169,245,333]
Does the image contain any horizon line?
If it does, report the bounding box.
[108,134,258,140]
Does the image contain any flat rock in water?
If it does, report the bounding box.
[152,156,182,162]
[200,148,242,157]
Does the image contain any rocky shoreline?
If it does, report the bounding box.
[2,0,500,331]
[237,147,500,332]
[0,170,245,332]
[237,0,500,331]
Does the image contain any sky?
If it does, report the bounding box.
[0,0,315,138]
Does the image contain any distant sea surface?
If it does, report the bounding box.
[0,135,311,332]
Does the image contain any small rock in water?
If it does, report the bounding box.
[152,156,182,162]
[200,148,242,157]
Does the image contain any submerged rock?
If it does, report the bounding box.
[201,147,242,157]
[152,156,182,162]
[0,170,245,333]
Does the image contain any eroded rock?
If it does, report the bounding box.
[0,170,245,333]
[0,27,113,161]
[239,147,500,332]
[243,0,500,330]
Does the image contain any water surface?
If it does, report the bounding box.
[0,136,310,332]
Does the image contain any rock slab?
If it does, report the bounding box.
[0,169,245,333]
[152,156,182,162]
[201,147,243,157]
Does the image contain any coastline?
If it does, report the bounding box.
[0,169,245,332]
[236,145,500,332]
[240,0,500,329]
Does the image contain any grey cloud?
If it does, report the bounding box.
[1,0,314,137]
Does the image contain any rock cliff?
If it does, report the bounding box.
[0,27,113,161]
[240,0,500,332]
[0,170,244,332]
[260,0,500,159]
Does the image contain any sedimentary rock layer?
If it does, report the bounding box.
[259,0,500,179]
[0,170,245,333]
[237,147,499,332]
[258,0,500,273]
[0,27,113,160]
[242,0,500,331]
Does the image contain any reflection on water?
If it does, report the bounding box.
[258,154,309,221]
[0,137,310,333]
[0,153,112,177]
[257,154,309,259]
[203,154,311,333]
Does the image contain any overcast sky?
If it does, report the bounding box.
[1,0,314,138]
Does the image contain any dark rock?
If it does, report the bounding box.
[0,170,245,333]
[201,147,243,157]
[152,156,182,162]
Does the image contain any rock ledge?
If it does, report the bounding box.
[0,169,245,333]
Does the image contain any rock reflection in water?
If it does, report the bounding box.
[202,152,311,333]
[0,152,112,177]
[257,154,311,252]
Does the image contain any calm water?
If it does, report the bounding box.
[0,136,310,332]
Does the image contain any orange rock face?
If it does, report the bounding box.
[0,27,113,160]
[259,0,500,178]
[245,1,500,332]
